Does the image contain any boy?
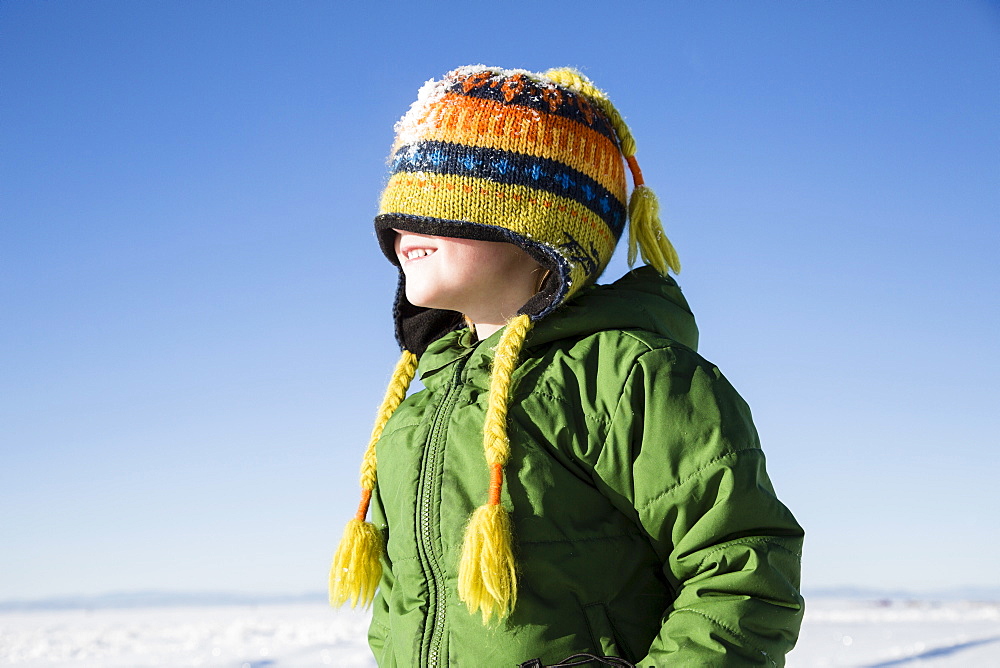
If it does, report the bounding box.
[331,66,804,667]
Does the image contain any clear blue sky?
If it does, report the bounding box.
[2,1,998,600]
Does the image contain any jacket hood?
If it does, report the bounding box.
[528,265,698,351]
[418,266,698,379]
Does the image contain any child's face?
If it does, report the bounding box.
[393,229,542,324]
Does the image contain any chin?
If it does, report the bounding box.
[404,288,448,311]
[403,276,471,312]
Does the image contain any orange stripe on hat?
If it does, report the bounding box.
[392,92,626,200]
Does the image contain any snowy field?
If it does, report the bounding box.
[1,598,998,667]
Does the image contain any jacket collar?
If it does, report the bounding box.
[413,266,699,388]
[417,326,498,390]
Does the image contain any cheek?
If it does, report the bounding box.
[444,246,490,280]
[460,242,519,272]
[488,246,539,277]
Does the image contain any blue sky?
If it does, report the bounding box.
[2,1,998,600]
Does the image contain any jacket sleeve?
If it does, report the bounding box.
[588,345,804,667]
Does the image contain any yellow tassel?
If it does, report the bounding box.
[329,515,382,608]
[628,184,681,276]
[329,350,418,610]
[458,503,517,624]
[543,69,680,276]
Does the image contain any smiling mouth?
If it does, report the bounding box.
[403,248,436,261]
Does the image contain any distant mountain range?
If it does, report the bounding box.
[2,586,998,611]
[803,585,1000,601]
[0,590,327,611]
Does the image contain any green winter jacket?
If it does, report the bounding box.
[368,267,804,667]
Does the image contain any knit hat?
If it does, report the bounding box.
[330,65,680,622]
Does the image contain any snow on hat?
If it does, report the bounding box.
[331,65,680,623]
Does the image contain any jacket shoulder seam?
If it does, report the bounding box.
[636,449,760,513]
[619,329,694,354]
[561,327,687,357]
[522,389,613,426]
[594,342,691,451]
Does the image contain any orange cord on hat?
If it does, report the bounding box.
[626,155,644,187]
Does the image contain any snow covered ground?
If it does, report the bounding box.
[788,598,1000,667]
[1,598,998,667]
[0,604,374,668]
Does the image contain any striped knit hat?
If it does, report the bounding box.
[330,65,680,623]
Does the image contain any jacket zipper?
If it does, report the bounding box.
[417,357,468,667]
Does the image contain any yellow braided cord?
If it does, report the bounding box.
[544,69,679,276]
[329,518,382,608]
[329,349,417,610]
[458,504,518,623]
[360,350,418,490]
[483,314,533,467]
[628,185,681,275]
[458,314,532,623]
